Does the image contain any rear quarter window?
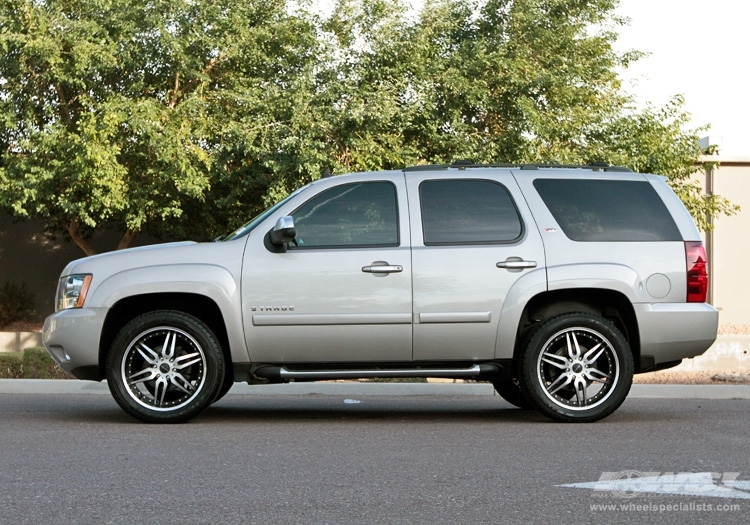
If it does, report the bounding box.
[533,179,682,242]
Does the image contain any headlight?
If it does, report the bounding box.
[56,274,93,311]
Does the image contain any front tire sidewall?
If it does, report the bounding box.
[520,313,633,423]
[106,311,225,423]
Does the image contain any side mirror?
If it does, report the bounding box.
[269,216,296,247]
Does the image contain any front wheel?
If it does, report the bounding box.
[519,312,633,423]
[106,311,225,423]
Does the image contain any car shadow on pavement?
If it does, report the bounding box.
[201,395,555,424]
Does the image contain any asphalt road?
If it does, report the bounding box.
[1,393,749,525]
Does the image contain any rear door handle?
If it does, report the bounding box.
[496,259,537,269]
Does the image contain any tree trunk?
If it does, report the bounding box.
[117,229,137,250]
[67,220,96,256]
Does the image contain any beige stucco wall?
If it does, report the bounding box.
[696,157,750,327]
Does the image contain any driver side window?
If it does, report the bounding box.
[290,181,399,249]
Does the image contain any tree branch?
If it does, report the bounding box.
[116,229,137,250]
[169,71,181,109]
[67,220,96,256]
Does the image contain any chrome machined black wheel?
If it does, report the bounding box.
[107,311,224,423]
[520,313,633,422]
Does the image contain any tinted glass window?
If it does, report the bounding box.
[290,182,398,248]
[420,180,523,245]
[533,179,682,242]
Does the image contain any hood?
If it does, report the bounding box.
[60,240,243,278]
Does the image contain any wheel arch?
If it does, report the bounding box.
[511,288,642,373]
[97,293,233,382]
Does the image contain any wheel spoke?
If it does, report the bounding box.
[170,373,195,395]
[128,367,157,384]
[583,343,605,365]
[162,331,177,360]
[153,376,169,406]
[173,352,201,370]
[585,368,612,384]
[574,377,588,406]
[547,372,573,395]
[137,343,159,364]
[566,332,582,360]
[541,351,569,369]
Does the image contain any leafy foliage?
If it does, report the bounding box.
[0,281,36,327]
[0,0,736,255]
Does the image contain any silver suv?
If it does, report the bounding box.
[43,163,719,423]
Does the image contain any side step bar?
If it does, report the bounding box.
[252,363,504,382]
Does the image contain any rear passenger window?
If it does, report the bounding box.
[420,179,523,245]
[533,179,682,242]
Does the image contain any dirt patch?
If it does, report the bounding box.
[634,370,750,384]
[0,320,44,332]
[718,323,750,335]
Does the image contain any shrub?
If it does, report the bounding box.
[22,347,71,379]
[0,281,36,327]
[0,352,23,378]
[0,348,71,379]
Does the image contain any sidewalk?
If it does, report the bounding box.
[1,379,750,399]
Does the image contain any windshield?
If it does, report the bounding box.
[219,184,311,242]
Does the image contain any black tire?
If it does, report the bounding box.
[492,379,533,409]
[519,312,633,423]
[212,369,235,404]
[106,310,225,423]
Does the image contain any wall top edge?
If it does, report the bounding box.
[697,155,750,166]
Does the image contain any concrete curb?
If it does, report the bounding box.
[1,379,749,399]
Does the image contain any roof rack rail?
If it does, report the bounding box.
[402,162,633,173]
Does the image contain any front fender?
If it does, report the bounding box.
[89,264,247,363]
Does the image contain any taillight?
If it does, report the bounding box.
[685,241,708,303]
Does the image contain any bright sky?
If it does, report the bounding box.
[614,0,750,156]
[316,0,749,156]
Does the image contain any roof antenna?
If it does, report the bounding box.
[321,168,332,178]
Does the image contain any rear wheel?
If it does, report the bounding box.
[519,312,633,423]
[106,310,225,423]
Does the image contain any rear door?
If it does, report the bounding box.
[406,169,546,361]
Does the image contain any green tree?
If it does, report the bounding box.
[0,0,735,256]
[0,0,321,253]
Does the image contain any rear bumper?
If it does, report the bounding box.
[635,302,719,365]
[43,307,108,380]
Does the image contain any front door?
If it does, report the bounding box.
[242,176,412,363]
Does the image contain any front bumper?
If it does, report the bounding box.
[43,307,109,381]
[635,302,719,366]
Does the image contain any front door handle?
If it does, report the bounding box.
[496,259,537,269]
[362,262,403,274]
